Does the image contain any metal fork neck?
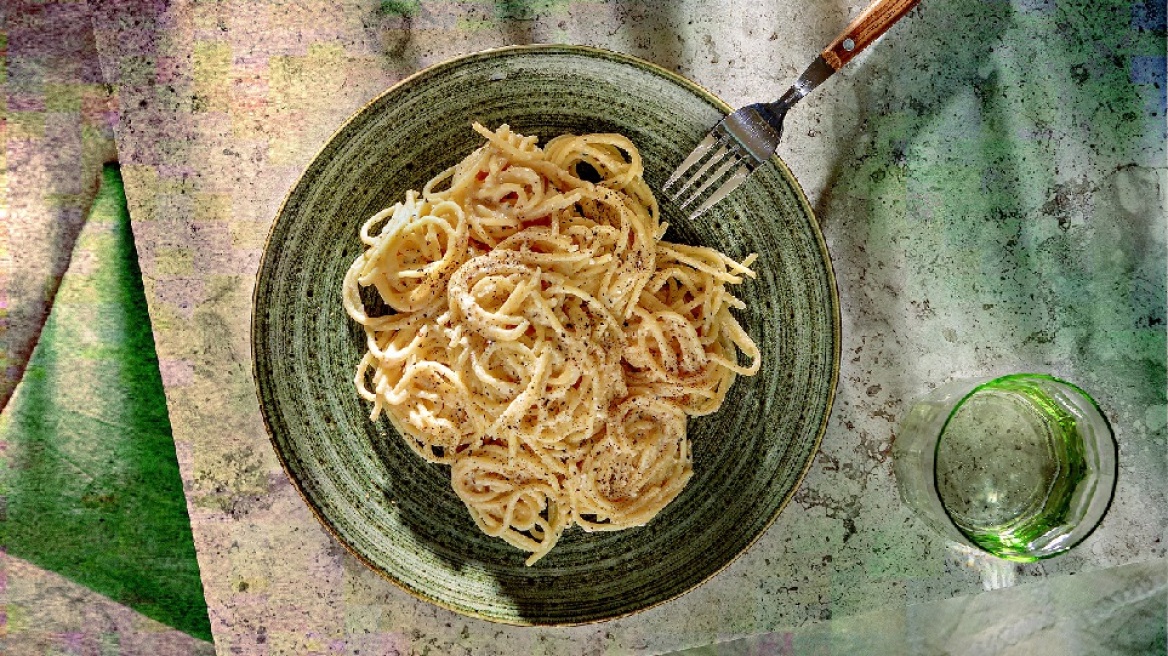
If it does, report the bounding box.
[767,56,835,114]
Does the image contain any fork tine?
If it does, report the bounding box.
[678,153,742,210]
[663,133,721,192]
[670,144,731,202]
[689,165,751,219]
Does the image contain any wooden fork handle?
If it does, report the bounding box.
[821,0,920,70]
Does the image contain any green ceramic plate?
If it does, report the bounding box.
[253,45,839,626]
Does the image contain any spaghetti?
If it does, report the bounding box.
[342,124,760,564]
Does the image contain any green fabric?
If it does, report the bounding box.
[0,164,212,642]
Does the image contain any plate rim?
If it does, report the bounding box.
[251,43,842,626]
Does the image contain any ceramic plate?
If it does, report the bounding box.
[253,45,839,625]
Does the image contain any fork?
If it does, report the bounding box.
[663,0,921,218]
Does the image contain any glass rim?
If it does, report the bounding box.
[932,372,1119,561]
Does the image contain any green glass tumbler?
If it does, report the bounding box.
[893,373,1117,561]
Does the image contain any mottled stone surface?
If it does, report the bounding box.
[1,3,214,651]
[1,555,216,656]
[0,0,118,411]
[0,163,213,642]
[82,0,1165,653]
[676,559,1166,656]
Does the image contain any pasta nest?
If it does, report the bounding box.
[343,124,759,564]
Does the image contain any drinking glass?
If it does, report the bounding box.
[893,373,1117,561]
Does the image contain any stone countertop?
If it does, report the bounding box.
[86,0,1165,653]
